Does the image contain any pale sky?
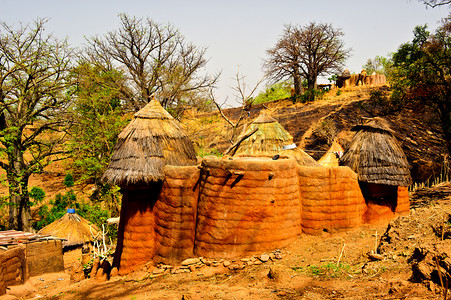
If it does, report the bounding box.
[0,0,449,106]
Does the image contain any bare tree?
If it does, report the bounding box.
[85,13,219,116]
[210,71,263,143]
[420,0,451,7]
[264,22,351,101]
[0,19,73,230]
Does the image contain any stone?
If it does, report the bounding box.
[368,253,384,261]
[223,260,231,267]
[174,268,190,274]
[259,254,270,262]
[253,260,263,265]
[153,268,165,274]
[228,263,245,270]
[189,265,196,272]
[240,258,250,262]
[181,258,201,266]
[274,253,282,259]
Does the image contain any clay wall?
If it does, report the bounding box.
[25,240,64,277]
[154,165,200,264]
[298,166,367,235]
[194,157,301,258]
[63,247,83,269]
[113,184,161,275]
[0,257,5,295]
[0,245,25,289]
[395,186,410,215]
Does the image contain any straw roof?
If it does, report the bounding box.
[102,99,197,186]
[38,212,99,247]
[318,140,344,167]
[340,117,411,186]
[233,112,319,166]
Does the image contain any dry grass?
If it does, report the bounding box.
[234,112,319,166]
[341,117,411,186]
[39,212,99,247]
[102,99,197,187]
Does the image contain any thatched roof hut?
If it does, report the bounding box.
[102,99,197,187]
[39,210,99,247]
[232,112,319,166]
[340,117,411,186]
[318,140,344,167]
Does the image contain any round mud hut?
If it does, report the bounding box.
[230,112,319,167]
[102,98,197,274]
[38,209,100,269]
[318,140,344,167]
[340,117,411,223]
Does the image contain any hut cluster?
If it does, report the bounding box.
[335,69,387,89]
[100,98,412,275]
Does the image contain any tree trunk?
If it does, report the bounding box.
[8,146,32,231]
[307,75,317,102]
[293,73,304,96]
[437,99,451,156]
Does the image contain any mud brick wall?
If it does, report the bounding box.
[154,165,199,264]
[0,258,4,295]
[298,166,367,235]
[25,240,64,277]
[0,245,25,289]
[113,185,161,275]
[194,157,301,258]
[395,186,410,215]
[63,247,83,269]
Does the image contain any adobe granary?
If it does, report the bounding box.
[102,98,198,274]
[38,209,100,269]
[230,111,320,167]
[335,69,386,88]
[340,117,412,223]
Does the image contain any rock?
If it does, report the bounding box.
[96,267,108,282]
[228,263,245,270]
[181,258,201,266]
[274,253,282,259]
[174,268,190,274]
[153,268,165,274]
[70,261,85,283]
[253,260,263,265]
[259,254,270,262]
[368,253,384,261]
[240,258,249,262]
[200,258,210,265]
[189,265,196,272]
[223,260,231,267]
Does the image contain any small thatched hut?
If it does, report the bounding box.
[39,209,99,269]
[231,112,319,167]
[317,140,344,167]
[102,98,197,187]
[340,117,411,223]
[102,98,198,274]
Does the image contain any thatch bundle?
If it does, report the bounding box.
[318,140,344,167]
[102,99,197,186]
[39,211,99,247]
[340,117,411,186]
[233,112,319,166]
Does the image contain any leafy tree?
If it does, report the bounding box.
[85,13,219,117]
[253,81,292,104]
[67,63,128,185]
[0,19,73,230]
[263,22,351,101]
[362,55,392,75]
[390,20,451,154]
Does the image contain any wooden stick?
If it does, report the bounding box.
[224,128,258,155]
[337,244,346,266]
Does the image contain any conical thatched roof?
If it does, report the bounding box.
[38,211,100,247]
[318,140,344,167]
[233,112,319,166]
[102,99,197,186]
[340,117,411,186]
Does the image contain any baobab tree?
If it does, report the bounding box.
[264,22,351,101]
